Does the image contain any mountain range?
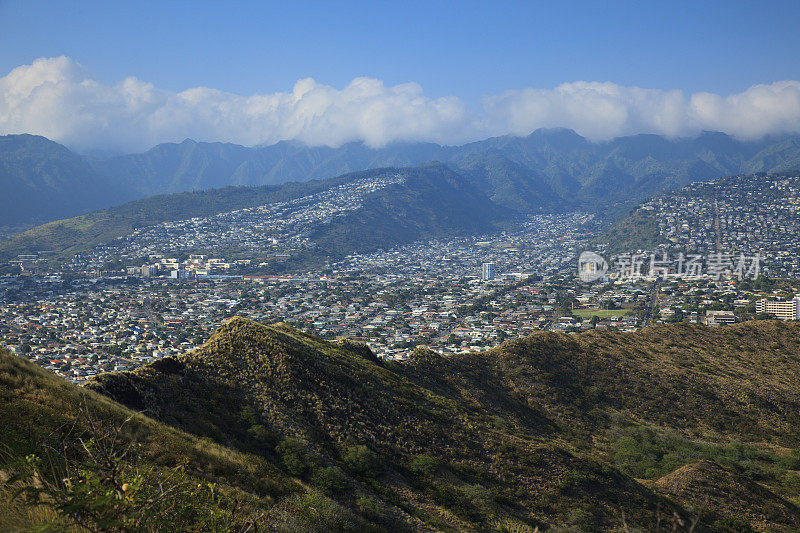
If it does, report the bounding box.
[5,317,800,530]
[0,135,135,232]
[89,130,800,203]
[4,129,800,232]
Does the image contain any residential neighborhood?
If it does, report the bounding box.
[4,174,800,383]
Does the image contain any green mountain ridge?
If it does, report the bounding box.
[309,163,506,256]
[0,135,137,230]
[90,129,800,207]
[4,129,800,232]
[0,343,311,531]
[63,317,800,531]
[6,316,800,529]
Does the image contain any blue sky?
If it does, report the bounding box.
[2,0,797,101]
[1,0,800,151]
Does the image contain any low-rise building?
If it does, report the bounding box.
[755,297,800,320]
[705,310,736,327]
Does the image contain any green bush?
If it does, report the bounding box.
[6,453,258,531]
[247,423,277,445]
[356,495,384,519]
[311,466,348,495]
[712,516,755,532]
[778,449,800,470]
[783,470,800,490]
[609,424,781,481]
[274,490,361,531]
[408,453,440,477]
[460,483,492,508]
[566,508,595,532]
[343,445,379,478]
[276,438,309,477]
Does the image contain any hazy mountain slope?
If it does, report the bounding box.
[89,138,252,196]
[743,135,800,173]
[0,164,505,262]
[450,128,594,198]
[443,130,780,206]
[473,130,785,209]
[89,130,800,205]
[0,135,135,229]
[310,163,506,255]
[229,140,453,188]
[457,153,562,212]
[93,138,454,196]
[85,317,800,531]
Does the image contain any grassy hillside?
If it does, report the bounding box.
[407,320,800,530]
[594,208,667,254]
[5,314,800,530]
[85,318,677,530]
[0,347,378,532]
[75,317,800,531]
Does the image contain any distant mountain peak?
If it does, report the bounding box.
[528,126,582,137]
[525,127,591,149]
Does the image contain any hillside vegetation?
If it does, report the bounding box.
[63,318,800,530]
[0,347,372,532]
[594,209,667,253]
[5,317,800,530]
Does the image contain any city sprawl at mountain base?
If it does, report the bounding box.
[5,4,800,528]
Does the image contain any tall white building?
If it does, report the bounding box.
[481,262,495,281]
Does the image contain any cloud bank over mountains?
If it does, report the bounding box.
[2,56,800,153]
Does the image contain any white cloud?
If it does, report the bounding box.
[1,56,800,152]
[483,82,692,141]
[688,81,800,140]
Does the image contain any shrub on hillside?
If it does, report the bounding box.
[311,466,348,495]
[276,438,310,477]
[408,454,440,477]
[343,445,379,478]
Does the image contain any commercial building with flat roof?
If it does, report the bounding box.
[755,297,800,321]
